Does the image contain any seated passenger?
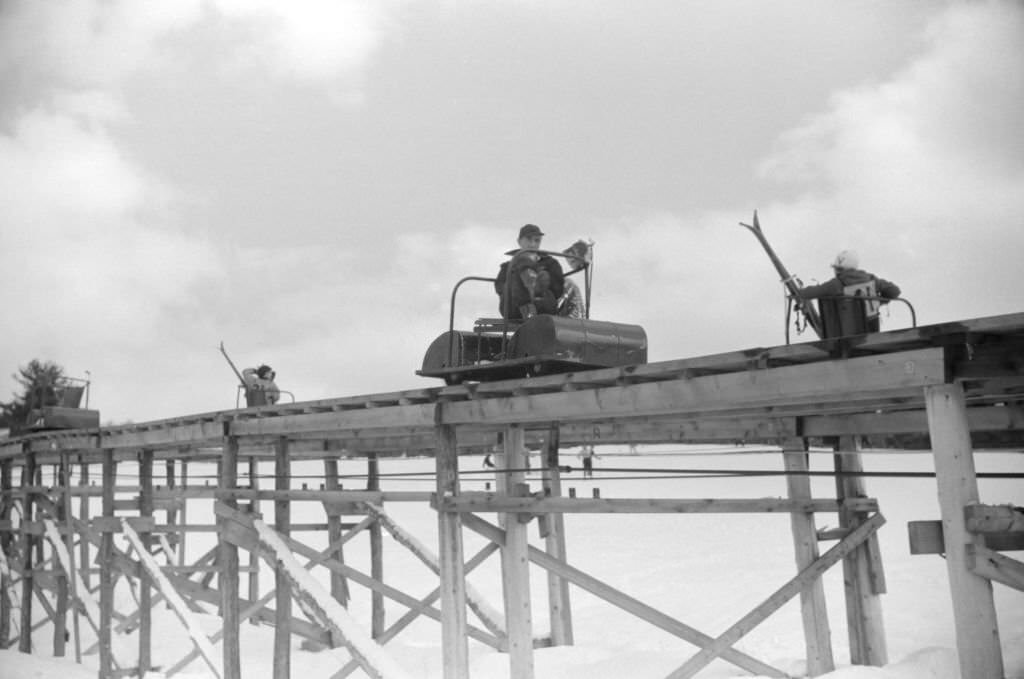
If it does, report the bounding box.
[242,364,280,406]
[495,223,564,319]
[796,250,901,334]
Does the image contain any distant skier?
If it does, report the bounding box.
[579,445,598,478]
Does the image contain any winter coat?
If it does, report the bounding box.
[797,268,900,302]
[495,252,565,319]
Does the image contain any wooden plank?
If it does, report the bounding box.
[440,348,947,426]
[230,404,437,438]
[368,454,385,640]
[53,458,68,658]
[333,542,502,679]
[541,426,573,646]
[251,518,415,679]
[274,437,291,679]
[804,402,1024,437]
[925,382,1004,679]
[163,536,354,676]
[501,426,534,678]
[219,516,490,648]
[41,521,110,650]
[965,504,1024,533]
[138,449,153,674]
[435,495,876,514]
[226,489,431,504]
[435,420,469,679]
[247,456,260,615]
[78,458,90,590]
[18,448,35,654]
[0,458,12,647]
[968,545,1024,592]
[782,444,834,676]
[460,513,785,678]
[99,450,118,675]
[178,458,189,571]
[834,438,888,667]
[88,517,158,533]
[220,434,241,679]
[363,502,505,640]
[666,512,886,679]
[121,518,222,678]
[323,458,350,609]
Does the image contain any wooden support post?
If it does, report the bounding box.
[220,433,241,679]
[33,464,43,565]
[99,449,116,678]
[782,438,834,676]
[925,383,1004,678]
[0,458,11,650]
[60,452,82,663]
[78,456,90,590]
[248,455,260,615]
[179,457,189,569]
[501,425,534,678]
[274,437,291,679]
[19,446,36,654]
[164,458,180,570]
[53,458,68,657]
[834,437,887,666]
[435,417,469,679]
[324,458,350,610]
[138,449,154,673]
[541,425,573,646]
[367,452,385,639]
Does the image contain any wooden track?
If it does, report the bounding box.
[1,312,1022,679]
[2,311,1022,461]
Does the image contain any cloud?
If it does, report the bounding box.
[0,0,203,93]
[557,1,1024,361]
[0,109,222,351]
[211,0,396,88]
[750,0,1024,323]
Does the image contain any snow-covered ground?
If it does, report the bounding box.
[2,446,1022,679]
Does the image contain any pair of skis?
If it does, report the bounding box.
[739,211,824,339]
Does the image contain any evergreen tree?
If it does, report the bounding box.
[0,359,65,435]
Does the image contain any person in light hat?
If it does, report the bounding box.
[242,364,280,406]
[796,250,901,333]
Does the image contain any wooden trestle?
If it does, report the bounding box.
[1,312,1023,679]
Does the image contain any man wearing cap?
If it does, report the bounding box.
[495,224,565,319]
[796,250,900,333]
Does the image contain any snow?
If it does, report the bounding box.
[1,447,1021,679]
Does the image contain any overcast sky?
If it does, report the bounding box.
[2,1,1021,424]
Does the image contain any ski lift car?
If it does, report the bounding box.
[26,375,100,431]
[418,244,647,385]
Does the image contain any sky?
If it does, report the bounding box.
[1,0,1022,424]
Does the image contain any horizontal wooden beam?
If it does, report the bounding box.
[965,504,1024,533]
[460,512,786,677]
[803,403,1024,436]
[907,520,1024,554]
[967,545,1024,591]
[439,348,947,427]
[434,494,877,515]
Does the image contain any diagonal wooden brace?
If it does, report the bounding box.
[460,512,787,678]
[666,512,886,679]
